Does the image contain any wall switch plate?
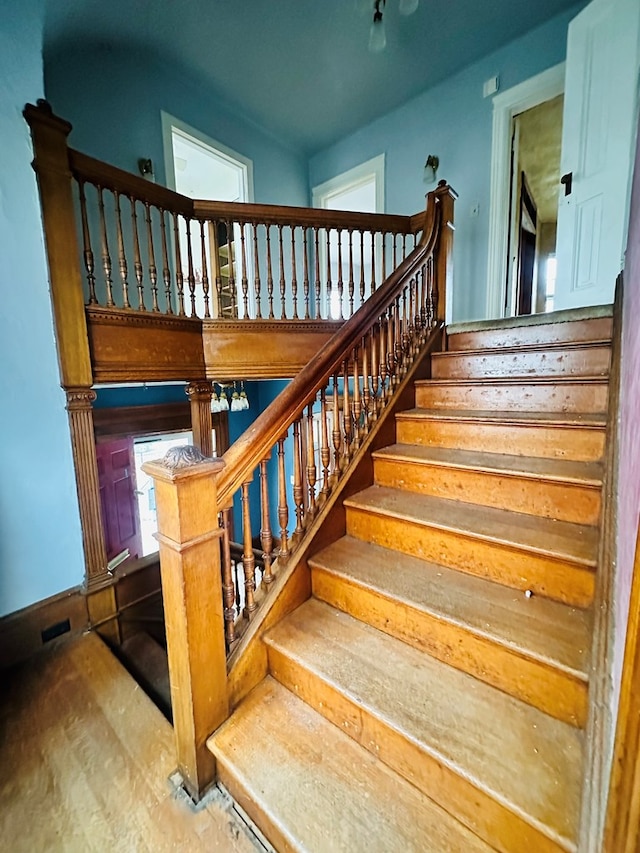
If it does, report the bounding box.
[483,76,500,98]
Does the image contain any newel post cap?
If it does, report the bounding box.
[142,445,225,484]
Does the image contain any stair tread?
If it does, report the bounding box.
[415,375,608,387]
[431,339,611,358]
[396,407,607,426]
[266,599,583,846]
[344,485,598,566]
[208,676,493,853]
[309,536,591,678]
[373,443,603,485]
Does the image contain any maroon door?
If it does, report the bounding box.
[96,437,143,562]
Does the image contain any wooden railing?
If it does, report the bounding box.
[70,148,423,323]
[142,181,455,799]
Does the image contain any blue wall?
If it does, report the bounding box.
[0,0,85,617]
[44,43,309,208]
[309,5,584,323]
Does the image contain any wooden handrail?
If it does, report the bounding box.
[216,182,450,509]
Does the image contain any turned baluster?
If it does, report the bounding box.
[352,344,361,448]
[379,310,389,400]
[291,225,299,320]
[387,302,397,391]
[302,227,310,319]
[326,228,333,319]
[225,219,237,316]
[347,230,355,317]
[97,187,115,307]
[130,197,145,311]
[252,222,262,319]
[78,181,97,305]
[370,231,377,293]
[277,437,290,559]
[418,262,426,334]
[332,374,342,479]
[402,285,410,370]
[336,229,344,320]
[241,480,257,618]
[430,255,439,323]
[239,222,248,318]
[342,359,352,464]
[199,220,210,319]
[278,224,286,319]
[259,459,274,585]
[319,388,331,495]
[382,232,387,282]
[314,228,322,317]
[157,214,169,307]
[292,418,304,537]
[114,191,131,309]
[370,322,380,420]
[145,203,159,312]
[393,233,398,271]
[220,507,236,645]
[172,212,186,316]
[359,232,366,304]
[185,219,196,316]
[361,334,371,435]
[394,294,404,378]
[403,233,408,261]
[306,402,318,518]
[266,224,274,319]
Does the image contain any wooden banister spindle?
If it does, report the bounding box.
[97,187,115,308]
[159,209,173,314]
[220,507,236,646]
[237,222,247,318]
[292,418,304,537]
[320,388,331,496]
[386,302,396,392]
[130,197,145,311]
[306,402,317,518]
[185,219,197,317]
[266,224,275,319]
[393,232,398,270]
[302,227,310,319]
[291,225,299,320]
[241,480,257,618]
[78,181,97,305]
[370,230,376,294]
[172,212,186,316]
[382,232,387,282]
[342,359,352,464]
[361,333,371,435]
[403,233,408,261]
[352,344,361,449]
[429,256,437,327]
[359,231,366,305]
[278,224,286,319]
[394,294,403,380]
[199,220,210,319]
[402,285,410,370]
[336,229,344,320]
[347,230,355,317]
[225,219,236,316]
[277,437,290,559]
[114,191,131,309]
[259,459,274,585]
[332,374,342,479]
[252,223,262,319]
[145,203,160,313]
[326,228,333,320]
[370,322,380,420]
[314,228,321,317]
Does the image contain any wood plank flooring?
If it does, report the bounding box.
[0,632,263,852]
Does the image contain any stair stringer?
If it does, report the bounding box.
[224,327,444,713]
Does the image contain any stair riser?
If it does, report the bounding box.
[345,507,595,607]
[266,644,571,853]
[311,565,587,728]
[396,418,605,462]
[373,457,602,525]
[447,317,612,351]
[431,346,610,380]
[415,381,608,413]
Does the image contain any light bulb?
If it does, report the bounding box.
[210,392,220,413]
[368,12,386,52]
[399,0,419,15]
[240,390,249,410]
[218,390,229,411]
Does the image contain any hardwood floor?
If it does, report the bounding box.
[0,632,264,852]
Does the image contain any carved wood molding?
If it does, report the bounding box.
[86,305,203,331]
[186,381,214,457]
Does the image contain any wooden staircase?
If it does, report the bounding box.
[207,311,611,853]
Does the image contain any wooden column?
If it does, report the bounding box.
[186,380,214,457]
[142,447,228,801]
[433,181,457,329]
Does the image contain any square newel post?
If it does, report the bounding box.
[433,181,457,329]
[142,445,228,802]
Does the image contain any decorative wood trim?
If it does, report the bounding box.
[0,585,89,670]
[434,182,457,327]
[23,102,93,388]
[580,274,623,851]
[186,380,214,457]
[93,402,192,439]
[66,387,110,590]
[142,450,228,801]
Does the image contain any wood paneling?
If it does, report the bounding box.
[93,402,191,439]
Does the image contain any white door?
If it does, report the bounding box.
[554,0,640,310]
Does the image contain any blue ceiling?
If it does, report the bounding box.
[44,0,581,154]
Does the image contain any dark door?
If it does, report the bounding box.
[96,437,143,562]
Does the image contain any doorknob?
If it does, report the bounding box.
[561,172,573,196]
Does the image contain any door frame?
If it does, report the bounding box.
[486,63,565,318]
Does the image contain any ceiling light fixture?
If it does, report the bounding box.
[368,0,419,53]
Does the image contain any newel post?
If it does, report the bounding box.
[142,446,229,801]
[433,181,457,328]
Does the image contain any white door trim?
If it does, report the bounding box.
[485,63,566,318]
[312,154,385,212]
